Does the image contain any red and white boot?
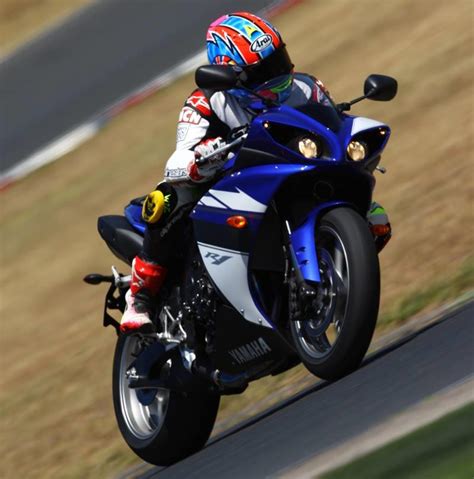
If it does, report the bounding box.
[120,256,167,333]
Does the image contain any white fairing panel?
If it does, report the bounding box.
[197,242,272,328]
[198,195,227,208]
[198,188,267,213]
[351,117,386,135]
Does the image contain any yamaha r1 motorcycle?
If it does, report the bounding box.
[85,66,397,466]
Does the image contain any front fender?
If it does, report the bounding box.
[290,201,352,283]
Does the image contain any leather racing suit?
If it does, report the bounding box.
[141,73,331,266]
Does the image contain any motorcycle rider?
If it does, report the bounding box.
[120,11,391,333]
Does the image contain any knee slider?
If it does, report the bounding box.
[142,184,177,224]
[142,190,166,224]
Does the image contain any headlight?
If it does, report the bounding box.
[347,141,367,161]
[298,137,319,158]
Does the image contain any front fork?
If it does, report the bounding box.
[281,201,351,320]
[283,201,350,283]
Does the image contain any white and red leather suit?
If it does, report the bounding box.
[120,75,331,333]
[164,73,330,187]
[140,73,331,266]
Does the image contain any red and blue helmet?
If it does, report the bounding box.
[206,12,294,103]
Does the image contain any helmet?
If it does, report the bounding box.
[206,12,294,103]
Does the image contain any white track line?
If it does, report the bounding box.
[0,51,207,189]
[0,0,301,190]
[0,122,99,189]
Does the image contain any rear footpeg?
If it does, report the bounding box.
[83,266,131,288]
[83,273,114,285]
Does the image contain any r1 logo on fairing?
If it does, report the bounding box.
[205,252,231,265]
[229,337,272,364]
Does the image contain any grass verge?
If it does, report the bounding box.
[0,0,92,57]
[322,403,474,479]
[379,255,474,326]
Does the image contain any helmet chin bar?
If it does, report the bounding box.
[240,45,294,88]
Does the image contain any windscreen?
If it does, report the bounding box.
[295,99,343,133]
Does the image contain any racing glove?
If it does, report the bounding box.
[188,137,226,182]
[194,137,226,160]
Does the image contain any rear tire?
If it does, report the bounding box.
[290,207,380,380]
[112,334,220,466]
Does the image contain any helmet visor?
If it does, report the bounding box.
[242,45,294,88]
[255,74,293,102]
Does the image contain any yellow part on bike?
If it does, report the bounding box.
[142,190,165,224]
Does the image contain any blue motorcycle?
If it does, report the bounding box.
[85,66,397,465]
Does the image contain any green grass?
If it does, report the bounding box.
[322,403,474,479]
[379,255,474,326]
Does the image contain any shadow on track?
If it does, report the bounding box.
[133,301,472,478]
[210,306,462,447]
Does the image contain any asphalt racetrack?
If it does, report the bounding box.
[0,0,281,173]
[132,302,474,478]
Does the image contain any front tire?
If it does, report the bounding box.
[112,334,220,466]
[290,207,380,380]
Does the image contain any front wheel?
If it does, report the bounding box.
[290,207,380,380]
[112,334,220,466]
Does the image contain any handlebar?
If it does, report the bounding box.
[194,133,248,166]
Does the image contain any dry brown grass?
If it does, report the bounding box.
[0,0,92,57]
[0,1,473,478]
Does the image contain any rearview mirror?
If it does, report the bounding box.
[195,65,240,91]
[364,74,398,101]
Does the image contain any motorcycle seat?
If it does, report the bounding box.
[98,215,143,266]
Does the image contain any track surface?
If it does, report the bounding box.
[133,302,473,478]
[0,0,279,172]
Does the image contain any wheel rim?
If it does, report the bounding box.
[294,225,350,359]
[119,335,170,440]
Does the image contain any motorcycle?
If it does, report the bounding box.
[84,66,397,465]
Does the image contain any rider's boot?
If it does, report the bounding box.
[367,201,392,252]
[120,256,168,333]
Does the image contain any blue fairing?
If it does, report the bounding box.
[125,204,146,235]
[193,161,366,254]
[123,98,390,329]
[219,107,389,179]
[193,163,316,217]
[220,105,344,172]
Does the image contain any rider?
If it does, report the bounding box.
[120,11,391,333]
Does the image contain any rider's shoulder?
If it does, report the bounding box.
[184,88,213,117]
[294,72,324,87]
[294,72,317,81]
[294,72,331,99]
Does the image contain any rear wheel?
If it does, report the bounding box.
[112,333,220,466]
[290,207,380,380]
